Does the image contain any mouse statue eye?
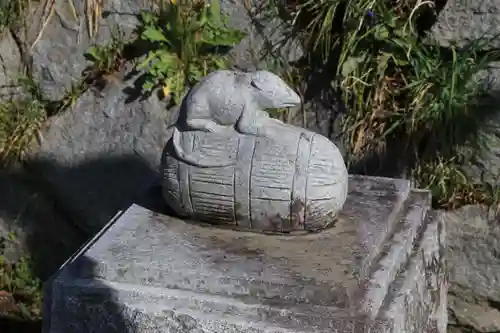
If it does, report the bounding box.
[250,80,263,91]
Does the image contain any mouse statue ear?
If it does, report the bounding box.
[231,64,249,73]
[250,80,263,91]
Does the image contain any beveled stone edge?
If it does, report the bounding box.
[359,189,432,318]
[44,276,399,333]
[377,210,447,333]
[348,174,411,196]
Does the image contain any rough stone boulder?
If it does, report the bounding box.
[444,205,500,333]
[430,0,500,48]
[0,31,23,99]
[24,0,154,100]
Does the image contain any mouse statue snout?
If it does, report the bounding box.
[289,88,302,105]
[276,86,301,109]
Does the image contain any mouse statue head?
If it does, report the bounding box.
[246,70,301,110]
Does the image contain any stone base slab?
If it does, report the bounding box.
[42,176,447,333]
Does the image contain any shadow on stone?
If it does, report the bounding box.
[43,256,144,333]
[414,0,449,39]
[244,1,348,141]
[1,154,162,275]
[122,73,152,104]
[0,154,170,331]
[0,316,42,333]
[23,154,162,234]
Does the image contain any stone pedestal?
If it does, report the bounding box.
[42,175,447,333]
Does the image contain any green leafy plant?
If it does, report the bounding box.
[412,156,500,209]
[335,4,500,209]
[135,0,246,103]
[336,3,499,159]
[0,0,29,31]
[83,29,127,86]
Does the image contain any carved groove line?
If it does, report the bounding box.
[232,137,239,222]
[233,136,255,227]
[179,131,193,213]
[188,133,196,213]
[290,135,303,225]
[176,141,181,210]
[304,134,315,226]
[248,138,258,227]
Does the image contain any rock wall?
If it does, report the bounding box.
[431,0,500,185]
[443,206,500,333]
[0,0,176,282]
[431,1,500,332]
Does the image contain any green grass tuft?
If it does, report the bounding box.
[0,234,42,321]
[0,0,32,31]
[0,96,46,166]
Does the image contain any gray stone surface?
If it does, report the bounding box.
[24,76,175,234]
[380,210,447,333]
[162,124,348,233]
[444,205,500,333]
[43,175,447,333]
[431,0,500,48]
[0,30,23,100]
[23,0,156,100]
[0,0,179,239]
[221,0,304,73]
[430,8,500,332]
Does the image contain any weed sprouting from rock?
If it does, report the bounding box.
[134,0,246,103]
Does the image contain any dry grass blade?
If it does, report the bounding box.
[69,0,79,21]
[86,0,93,39]
[0,100,46,165]
[94,0,102,37]
[85,0,103,40]
[30,0,56,50]
[86,0,94,39]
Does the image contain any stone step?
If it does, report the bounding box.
[42,175,447,333]
[376,210,447,333]
[359,189,431,317]
[338,175,411,280]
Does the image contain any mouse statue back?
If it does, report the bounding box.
[160,70,348,234]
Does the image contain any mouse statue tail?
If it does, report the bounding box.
[171,127,236,168]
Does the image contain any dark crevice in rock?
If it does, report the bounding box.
[487,298,500,312]
[8,28,32,76]
[414,0,449,38]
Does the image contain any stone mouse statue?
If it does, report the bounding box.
[171,69,301,168]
